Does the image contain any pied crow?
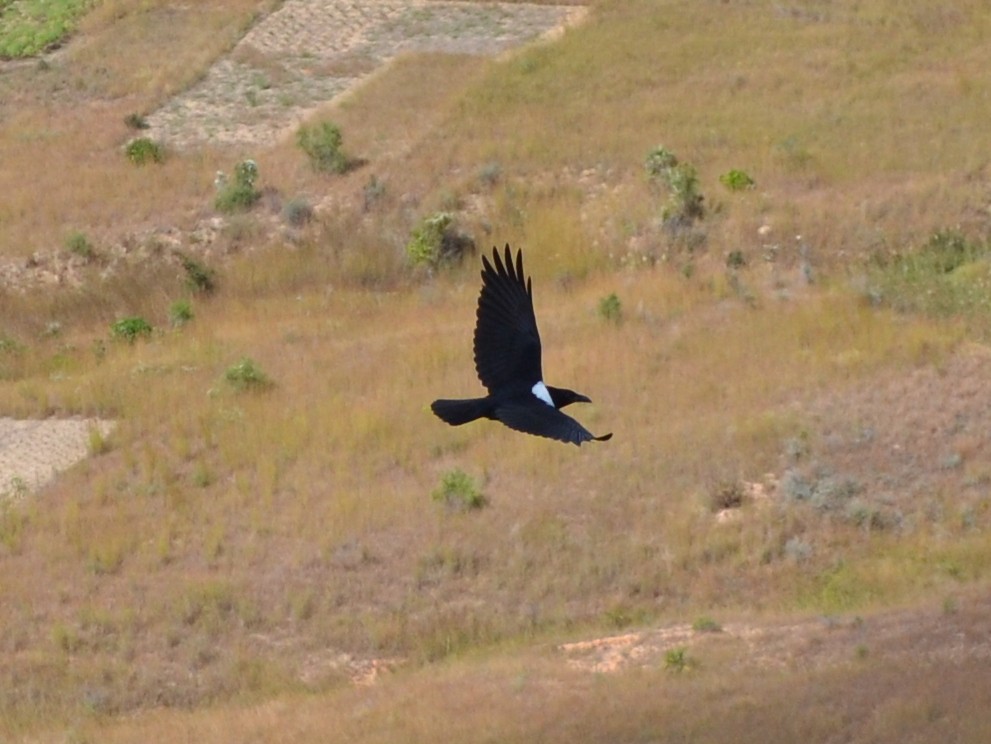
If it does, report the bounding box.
[431,245,612,446]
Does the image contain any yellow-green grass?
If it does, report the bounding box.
[1,248,984,729]
[16,614,991,744]
[3,0,991,737]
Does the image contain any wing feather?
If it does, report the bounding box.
[473,245,543,393]
[495,403,610,446]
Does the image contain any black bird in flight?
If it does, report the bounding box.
[431,245,612,446]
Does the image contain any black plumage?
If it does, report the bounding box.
[431,245,612,446]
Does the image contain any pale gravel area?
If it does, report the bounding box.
[146,0,586,148]
[0,418,115,502]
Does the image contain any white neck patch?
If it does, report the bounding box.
[531,381,554,407]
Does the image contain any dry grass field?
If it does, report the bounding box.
[3,0,991,741]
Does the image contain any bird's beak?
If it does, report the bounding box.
[576,394,592,404]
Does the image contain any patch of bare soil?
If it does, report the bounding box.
[0,417,115,502]
[561,589,991,676]
[146,0,587,148]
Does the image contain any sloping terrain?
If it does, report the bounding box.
[2,1,991,742]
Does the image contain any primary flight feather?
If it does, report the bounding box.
[431,245,612,446]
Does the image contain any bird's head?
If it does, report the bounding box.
[547,386,592,409]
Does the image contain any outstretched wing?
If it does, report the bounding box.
[495,403,612,446]
[473,245,543,393]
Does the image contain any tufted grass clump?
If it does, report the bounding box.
[432,469,487,513]
[866,228,991,319]
[125,137,165,166]
[224,357,273,393]
[597,292,622,323]
[65,230,95,260]
[169,299,194,328]
[719,169,755,191]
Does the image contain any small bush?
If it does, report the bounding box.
[125,137,165,165]
[725,250,747,270]
[645,146,679,180]
[709,481,745,511]
[597,292,622,323]
[65,231,94,260]
[663,163,705,224]
[177,252,216,294]
[665,647,690,672]
[282,197,314,227]
[224,357,273,392]
[692,616,722,633]
[406,212,475,269]
[432,469,487,513]
[169,299,194,328]
[719,169,755,191]
[111,316,153,343]
[124,113,149,130]
[363,176,385,211]
[296,121,350,174]
[215,159,261,213]
[478,161,502,187]
[645,146,705,228]
[88,425,111,456]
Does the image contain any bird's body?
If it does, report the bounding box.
[431,245,612,446]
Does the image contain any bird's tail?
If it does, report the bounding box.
[431,398,491,426]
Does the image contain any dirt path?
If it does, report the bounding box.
[146,0,586,148]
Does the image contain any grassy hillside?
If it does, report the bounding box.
[3,0,991,740]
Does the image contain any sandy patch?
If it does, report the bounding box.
[146,0,587,148]
[0,417,115,502]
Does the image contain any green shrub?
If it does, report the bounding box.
[177,252,216,294]
[645,145,679,180]
[645,145,705,228]
[719,169,755,191]
[406,212,475,269]
[665,647,690,672]
[111,316,153,343]
[663,163,705,224]
[597,292,622,323]
[692,616,722,633]
[125,137,165,165]
[169,299,194,328]
[224,357,273,392]
[296,121,350,174]
[432,469,487,513]
[725,250,746,270]
[65,231,94,259]
[215,159,261,213]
